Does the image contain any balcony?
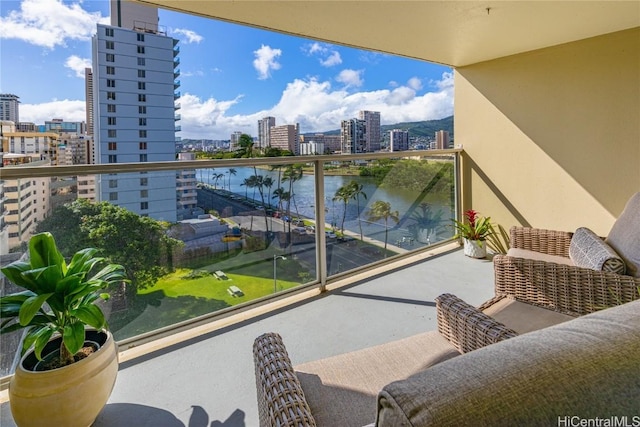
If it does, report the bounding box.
[174,57,180,67]
[174,102,181,110]
[173,45,180,56]
[174,91,181,100]
[174,80,180,89]
[174,68,180,78]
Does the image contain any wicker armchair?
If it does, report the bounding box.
[493,226,640,316]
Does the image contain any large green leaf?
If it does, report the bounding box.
[63,322,85,356]
[73,305,105,330]
[28,232,66,272]
[19,293,53,326]
[0,262,39,291]
[33,328,55,360]
[21,266,60,294]
[66,248,100,276]
[1,292,34,318]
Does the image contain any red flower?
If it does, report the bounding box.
[464,209,478,228]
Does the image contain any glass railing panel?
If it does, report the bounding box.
[322,155,456,276]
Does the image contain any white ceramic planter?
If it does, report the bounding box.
[9,330,118,427]
[463,238,487,258]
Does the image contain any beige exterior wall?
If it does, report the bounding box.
[455,28,639,236]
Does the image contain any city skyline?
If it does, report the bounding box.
[0,0,454,140]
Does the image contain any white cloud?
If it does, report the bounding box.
[335,69,363,88]
[20,99,86,123]
[65,55,91,78]
[171,28,204,44]
[181,70,205,77]
[407,77,423,91]
[304,42,342,67]
[18,72,454,141]
[0,0,107,48]
[253,45,282,80]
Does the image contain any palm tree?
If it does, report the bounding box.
[283,165,304,219]
[227,168,237,191]
[366,200,399,253]
[333,184,354,237]
[240,177,251,200]
[349,180,367,241]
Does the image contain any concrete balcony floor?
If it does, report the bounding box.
[1,246,495,427]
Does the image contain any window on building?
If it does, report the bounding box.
[109,179,118,188]
[106,53,115,62]
[139,118,147,126]
[139,154,148,162]
[106,40,114,49]
[139,142,147,150]
[108,155,117,163]
[109,192,118,201]
[138,106,146,114]
[139,130,147,138]
[138,81,146,90]
[105,28,114,37]
[138,94,146,102]
[140,177,148,186]
[106,66,115,75]
[138,69,145,78]
[107,130,117,138]
[137,57,145,66]
[107,117,116,125]
[108,142,117,150]
[141,190,148,198]
[137,33,145,42]
[137,46,145,54]
[107,92,116,100]
[107,79,115,87]
[140,202,149,210]
[107,104,116,113]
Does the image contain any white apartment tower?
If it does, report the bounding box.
[230,131,242,152]
[340,119,365,154]
[92,1,180,221]
[85,68,94,136]
[389,129,409,152]
[358,110,381,152]
[258,116,276,149]
[0,94,20,124]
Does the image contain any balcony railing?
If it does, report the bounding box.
[0,149,460,381]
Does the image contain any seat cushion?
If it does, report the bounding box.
[506,247,574,266]
[294,331,459,427]
[569,227,626,274]
[377,299,640,426]
[482,297,575,334]
[606,192,640,277]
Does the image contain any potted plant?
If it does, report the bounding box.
[452,209,494,258]
[408,202,444,244]
[0,232,127,427]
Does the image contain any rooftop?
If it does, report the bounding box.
[0,245,494,426]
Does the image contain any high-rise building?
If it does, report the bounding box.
[44,119,86,135]
[92,1,180,221]
[389,129,409,152]
[269,124,299,154]
[176,152,199,220]
[358,110,381,152]
[299,134,341,154]
[258,116,276,149]
[85,68,94,136]
[341,119,365,154]
[435,130,450,150]
[0,94,20,123]
[230,131,242,152]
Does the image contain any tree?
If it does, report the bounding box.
[333,184,353,237]
[238,134,254,158]
[283,165,303,220]
[349,180,367,241]
[227,168,237,191]
[366,200,399,253]
[36,199,183,291]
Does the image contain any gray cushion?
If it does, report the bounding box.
[376,299,640,426]
[295,331,459,427]
[606,192,640,277]
[570,227,626,274]
[506,247,574,266]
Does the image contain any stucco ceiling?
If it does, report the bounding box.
[133,1,639,67]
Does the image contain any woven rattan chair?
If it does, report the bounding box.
[492,226,640,317]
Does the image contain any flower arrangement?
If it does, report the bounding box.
[452,209,494,241]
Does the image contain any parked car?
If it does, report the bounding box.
[326,231,337,239]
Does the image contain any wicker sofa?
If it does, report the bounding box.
[253,285,640,426]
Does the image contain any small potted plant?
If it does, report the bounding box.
[452,209,494,258]
[0,232,127,427]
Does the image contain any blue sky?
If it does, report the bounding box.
[0,0,454,140]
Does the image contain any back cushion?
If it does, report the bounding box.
[606,192,640,277]
[569,227,626,274]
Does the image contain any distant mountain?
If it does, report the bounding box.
[304,115,453,139]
